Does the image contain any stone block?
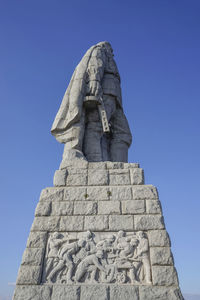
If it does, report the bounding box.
[60,216,84,231]
[64,187,87,201]
[84,216,109,231]
[16,266,42,284]
[52,201,73,215]
[87,186,109,200]
[110,286,139,300]
[148,230,171,247]
[152,266,179,286]
[124,163,139,168]
[13,285,52,300]
[66,168,87,186]
[130,168,144,185]
[35,201,51,216]
[109,215,134,230]
[88,169,109,185]
[21,248,44,266]
[53,169,68,186]
[109,169,131,185]
[81,285,109,300]
[134,215,164,230]
[150,247,174,265]
[106,161,124,169]
[31,216,60,231]
[110,186,132,200]
[52,285,80,300]
[146,200,162,214]
[98,200,121,215]
[40,188,64,202]
[74,201,97,215]
[26,232,48,248]
[60,159,88,169]
[139,286,184,300]
[132,185,158,200]
[122,200,145,214]
[89,162,107,169]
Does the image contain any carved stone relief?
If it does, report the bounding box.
[42,231,152,285]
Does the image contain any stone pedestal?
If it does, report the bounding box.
[13,162,184,300]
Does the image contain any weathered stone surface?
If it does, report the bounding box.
[110,286,139,300]
[135,215,164,230]
[52,201,73,215]
[88,169,108,185]
[66,168,87,186]
[16,266,42,284]
[60,216,84,231]
[148,230,171,247]
[123,163,139,168]
[139,286,184,300]
[64,187,87,201]
[13,285,52,300]
[110,186,132,200]
[52,285,80,300]
[40,188,64,202]
[31,217,60,231]
[132,185,158,199]
[109,169,130,185]
[89,162,107,169]
[109,215,134,230]
[130,168,144,185]
[74,201,97,215]
[122,200,145,214]
[26,232,48,248]
[35,201,51,216]
[81,285,109,300]
[150,247,173,265]
[146,200,162,214]
[98,200,121,215]
[21,248,44,266]
[152,266,179,286]
[53,169,68,186]
[87,186,109,200]
[60,159,88,170]
[84,215,109,231]
[106,161,124,169]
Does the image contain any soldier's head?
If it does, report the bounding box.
[96,250,104,259]
[97,41,113,57]
[117,230,126,238]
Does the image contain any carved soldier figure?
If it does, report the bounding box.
[51,41,132,163]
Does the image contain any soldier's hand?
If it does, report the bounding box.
[88,80,102,96]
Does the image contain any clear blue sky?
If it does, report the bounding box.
[0,1,200,299]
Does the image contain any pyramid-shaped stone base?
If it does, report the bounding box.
[13,162,183,299]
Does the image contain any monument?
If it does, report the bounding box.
[13,42,184,299]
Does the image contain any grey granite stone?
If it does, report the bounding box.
[40,188,64,202]
[53,169,68,186]
[13,285,52,300]
[52,201,73,215]
[150,247,174,265]
[139,286,184,300]
[60,159,88,169]
[64,187,87,201]
[89,162,107,169]
[109,215,134,230]
[130,168,144,185]
[88,169,108,185]
[122,200,145,214]
[148,230,171,247]
[123,163,139,168]
[135,215,164,230]
[87,186,109,200]
[84,215,109,231]
[74,201,97,215]
[26,232,48,248]
[152,266,179,286]
[59,216,84,231]
[21,248,44,266]
[146,200,162,214]
[110,186,132,200]
[52,285,80,300]
[109,169,130,185]
[98,200,121,215]
[31,217,60,231]
[106,161,124,169]
[132,185,158,200]
[35,201,51,216]
[66,168,87,186]
[110,285,139,300]
[81,285,109,300]
[16,266,42,284]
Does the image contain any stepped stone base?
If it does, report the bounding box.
[13,162,184,300]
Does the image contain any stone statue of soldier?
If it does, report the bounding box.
[51,41,132,162]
